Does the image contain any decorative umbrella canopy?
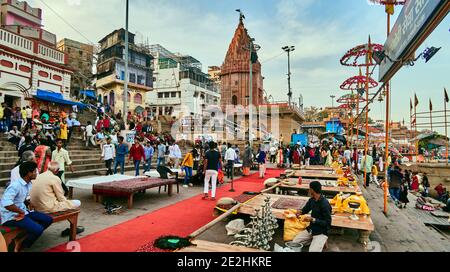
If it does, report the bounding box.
[337,93,367,104]
[340,43,384,67]
[334,134,347,145]
[340,76,379,90]
[319,132,337,140]
[368,0,407,5]
[414,132,450,149]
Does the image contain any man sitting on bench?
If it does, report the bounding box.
[30,161,84,237]
[0,162,53,250]
[30,161,81,213]
[157,165,179,180]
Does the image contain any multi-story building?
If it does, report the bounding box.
[57,38,94,98]
[208,66,221,86]
[96,28,153,114]
[146,44,220,118]
[0,0,72,108]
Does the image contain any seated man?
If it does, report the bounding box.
[0,162,53,250]
[7,126,21,149]
[293,181,332,252]
[30,161,81,213]
[434,183,448,203]
[157,165,178,180]
[11,151,38,185]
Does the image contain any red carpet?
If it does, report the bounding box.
[47,169,284,252]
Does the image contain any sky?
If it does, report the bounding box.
[28,0,450,133]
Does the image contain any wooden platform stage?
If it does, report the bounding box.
[286,170,340,180]
[275,182,361,197]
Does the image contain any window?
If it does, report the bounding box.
[232,95,238,106]
[134,93,143,104]
[171,92,176,98]
[235,81,239,86]
[178,92,181,98]
[158,93,163,98]
[164,92,170,98]
[129,73,136,83]
[137,75,144,85]
[79,50,83,57]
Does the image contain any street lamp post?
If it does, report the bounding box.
[282,46,295,106]
[123,0,129,127]
[244,38,260,147]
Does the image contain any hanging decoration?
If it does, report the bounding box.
[337,93,367,104]
[340,76,379,90]
[340,43,384,67]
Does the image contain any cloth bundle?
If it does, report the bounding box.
[283,209,310,242]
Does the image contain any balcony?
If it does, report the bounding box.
[0,28,66,65]
[37,43,64,64]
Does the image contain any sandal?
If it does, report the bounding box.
[202,195,209,200]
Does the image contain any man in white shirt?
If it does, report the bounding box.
[85,121,96,147]
[344,147,352,167]
[169,142,182,168]
[101,137,116,175]
[224,143,237,179]
[51,139,74,184]
[25,106,32,128]
[7,126,21,149]
[10,151,37,185]
[269,145,277,164]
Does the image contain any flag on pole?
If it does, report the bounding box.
[415,94,419,107]
[429,99,433,111]
[445,88,449,103]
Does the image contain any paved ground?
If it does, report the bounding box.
[362,183,450,252]
[1,165,449,252]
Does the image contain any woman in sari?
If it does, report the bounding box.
[276,146,284,167]
[35,144,52,173]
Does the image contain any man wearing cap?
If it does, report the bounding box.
[293,181,332,252]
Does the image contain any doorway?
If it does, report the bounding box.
[4,95,21,108]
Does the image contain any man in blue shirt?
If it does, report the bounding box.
[114,136,129,175]
[1,162,53,250]
[157,141,166,167]
[144,142,154,172]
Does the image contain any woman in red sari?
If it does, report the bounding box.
[292,147,300,165]
[35,145,52,173]
[411,172,419,191]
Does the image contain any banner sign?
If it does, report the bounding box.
[379,0,445,82]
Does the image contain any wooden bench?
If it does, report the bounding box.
[0,209,80,252]
[92,177,178,209]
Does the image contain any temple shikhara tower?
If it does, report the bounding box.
[220,15,264,110]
